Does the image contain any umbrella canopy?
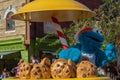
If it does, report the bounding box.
[12,0,96,22]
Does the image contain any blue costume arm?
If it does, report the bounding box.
[104,44,117,62]
[59,44,81,63]
[96,50,107,67]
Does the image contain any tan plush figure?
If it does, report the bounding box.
[77,60,98,78]
[31,57,51,79]
[51,59,76,78]
[19,62,32,79]
[30,64,42,79]
[68,59,76,78]
[40,57,51,79]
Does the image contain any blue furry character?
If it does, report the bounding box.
[59,27,116,67]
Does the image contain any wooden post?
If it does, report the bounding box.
[24,0,30,49]
[25,0,29,3]
[25,20,30,45]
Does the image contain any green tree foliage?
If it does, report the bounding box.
[94,0,120,46]
[35,34,61,53]
[64,0,120,48]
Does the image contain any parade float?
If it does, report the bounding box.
[6,0,113,79]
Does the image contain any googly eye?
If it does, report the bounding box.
[92,28,98,32]
[92,28,102,35]
[99,30,102,35]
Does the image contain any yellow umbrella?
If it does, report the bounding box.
[12,0,96,49]
[12,0,96,22]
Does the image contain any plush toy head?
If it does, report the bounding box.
[19,62,32,79]
[51,59,76,78]
[77,60,97,78]
[75,27,104,49]
[30,58,51,79]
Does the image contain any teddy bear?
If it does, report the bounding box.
[19,62,32,79]
[31,57,51,79]
[77,60,98,78]
[51,59,76,78]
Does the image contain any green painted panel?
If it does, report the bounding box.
[0,43,25,52]
[0,38,23,46]
[0,38,26,52]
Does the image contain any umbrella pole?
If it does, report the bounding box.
[51,17,69,50]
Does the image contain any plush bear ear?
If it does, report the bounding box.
[68,59,72,65]
[67,59,76,66]
[40,57,51,66]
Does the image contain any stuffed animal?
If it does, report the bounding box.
[77,60,98,78]
[51,59,76,78]
[19,62,32,79]
[31,57,51,79]
[59,27,116,67]
[39,57,51,79]
[30,64,42,79]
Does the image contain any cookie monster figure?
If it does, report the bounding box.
[59,27,116,67]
